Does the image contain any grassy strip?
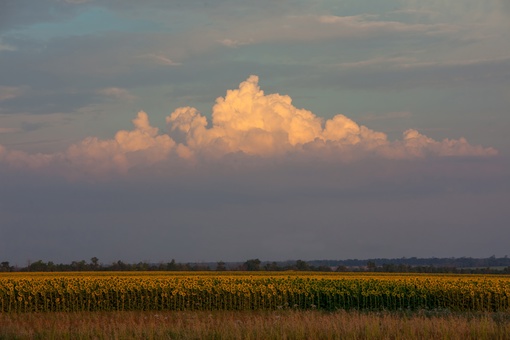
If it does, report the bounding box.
[1,310,509,339]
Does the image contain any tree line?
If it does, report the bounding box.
[1,256,510,273]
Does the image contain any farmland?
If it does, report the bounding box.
[2,309,510,339]
[2,272,510,339]
[2,272,510,313]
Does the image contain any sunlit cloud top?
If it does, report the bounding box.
[0,76,497,179]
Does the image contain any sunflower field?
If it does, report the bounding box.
[1,272,509,313]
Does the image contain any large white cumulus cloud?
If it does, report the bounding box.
[167,75,324,157]
[65,111,175,176]
[167,75,496,159]
[0,75,497,178]
[0,111,175,177]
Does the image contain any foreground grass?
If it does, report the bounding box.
[1,310,509,339]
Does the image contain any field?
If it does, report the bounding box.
[1,272,510,339]
[2,272,510,313]
[2,309,510,339]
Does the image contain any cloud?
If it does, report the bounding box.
[167,75,496,159]
[0,127,21,134]
[398,0,510,40]
[64,111,176,176]
[311,14,457,37]
[383,129,497,159]
[389,9,437,17]
[201,14,459,50]
[360,111,412,121]
[97,87,136,101]
[218,38,253,48]
[0,76,497,179]
[0,86,26,101]
[0,41,16,52]
[337,57,419,70]
[136,54,182,66]
[0,147,57,170]
[0,111,175,177]
[0,0,89,33]
[167,75,325,157]
[0,88,99,115]
[316,56,510,91]
[60,0,91,3]
[337,55,510,72]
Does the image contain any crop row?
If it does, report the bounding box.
[1,274,510,313]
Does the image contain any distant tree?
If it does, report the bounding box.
[216,261,227,271]
[264,262,281,271]
[47,261,56,272]
[295,260,310,271]
[135,262,150,271]
[398,264,411,272]
[367,261,376,271]
[166,259,178,271]
[382,263,396,272]
[29,260,48,272]
[1,261,12,272]
[190,263,210,271]
[90,257,99,270]
[112,260,129,271]
[244,259,261,271]
[335,265,348,272]
[315,265,332,272]
[71,260,87,271]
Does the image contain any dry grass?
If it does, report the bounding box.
[1,310,510,339]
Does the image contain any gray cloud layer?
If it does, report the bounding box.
[1,154,508,264]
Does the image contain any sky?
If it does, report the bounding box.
[0,0,509,266]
